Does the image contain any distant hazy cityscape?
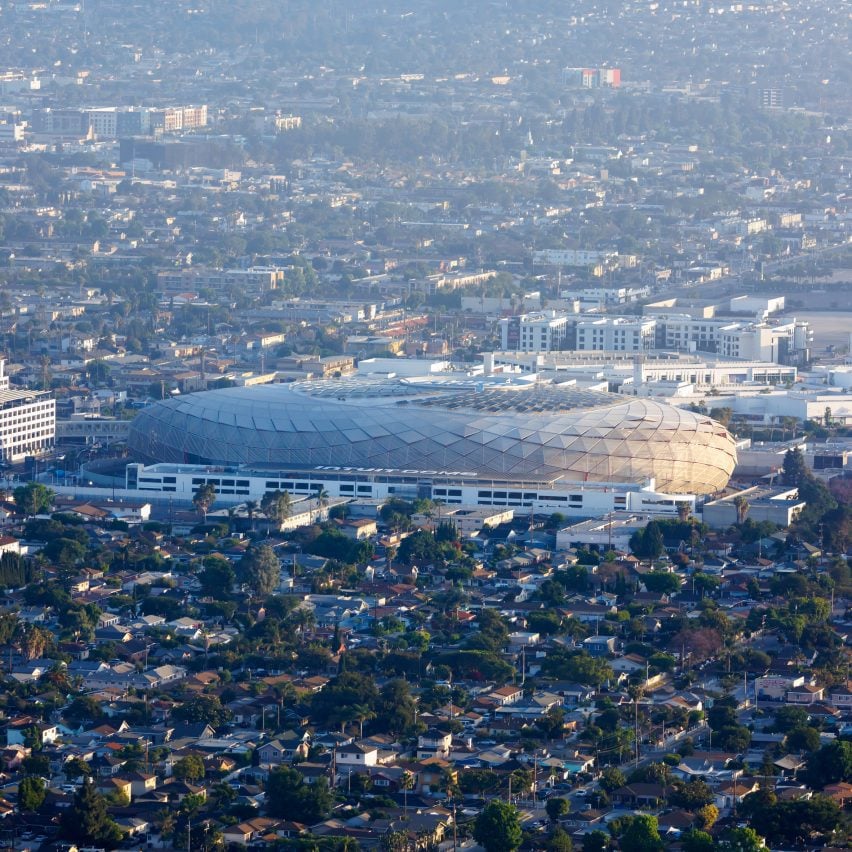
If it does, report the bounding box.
[0,1,848,851]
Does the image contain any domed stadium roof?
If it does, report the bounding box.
[127,377,737,495]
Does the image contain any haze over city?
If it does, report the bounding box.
[0,1,848,851]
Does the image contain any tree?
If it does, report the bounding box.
[670,779,713,810]
[266,766,333,823]
[695,804,719,830]
[22,754,50,776]
[545,826,574,852]
[546,796,569,821]
[64,756,93,779]
[173,694,232,727]
[782,447,809,487]
[630,521,665,560]
[714,724,752,752]
[239,545,281,599]
[599,766,626,793]
[198,554,236,599]
[311,671,379,732]
[312,487,329,522]
[61,780,123,848]
[583,830,611,852]
[18,776,46,812]
[680,829,714,852]
[642,571,681,595]
[717,827,765,852]
[192,483,216,520]
[12,482,54,515]
[261,490,292,527]
[785,725,821,752]
[397,529,441,565]
[770,705,809,733]
[473,801,523,852]
[619,814,664,852]
[374,678,417,736]
[733,494,750,526]
[540,648,613,686]
[710,407,733,427]
[173,754,205,783]
[806,740,852,787]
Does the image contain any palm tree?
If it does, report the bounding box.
[352,704,376,739]
[401,770,414,819]
[313,487,329,522]
[733,494,750,526]
[192,483,216,522]
[261,490,292,530]
[245,500,259,529]
[289,607,316,636]
[676,501,691,523]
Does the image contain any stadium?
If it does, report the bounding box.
[124,377,737,514]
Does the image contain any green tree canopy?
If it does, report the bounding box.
[806,740,852,787]
[239,545,281,599]
[198,554,236,599]
[13,482,54,515]
[266,766,333,824]
[473,800,523,852]
[18,776,46,812]
[618,814,664,852]
[173,754,206,783]
[172,694,232,727]
[60,781,123,848]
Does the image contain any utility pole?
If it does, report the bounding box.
[634,697,640,766]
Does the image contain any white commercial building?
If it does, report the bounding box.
[574,317,656,352]
[60,461,699,520]
[653,314,811,364]
[533,249,617,267]
[484,351,798,391]
[0,361,55,463]
[499,311,573,352]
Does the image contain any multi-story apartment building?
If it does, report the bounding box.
[574,317,656,352]
[533,248,618,268]
[654,314,811,364]
[157,266,284,296]
[499,312,572,352]
[0,361,55,463]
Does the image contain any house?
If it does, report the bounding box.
[560,752,596,775]
[97,776,133,803]
[417,729,452,760]
[786,684,825,704]
[552,682,595,706]
[335,743,378,768]
[611,783,670,808]
[487,685,523,706]
[828,686,852,709]
[715,779,760,809]
[774,754,807,779]
[756,675,804,701]
[823,782,852,806]
[124,771,158,798]
[222,817,285,846]
[339,518,377,540]
[412,757,456,795]
[583,635,616,657]
[257,735,309,766]
[611,653,647,675]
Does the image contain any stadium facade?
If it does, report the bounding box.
[123,377,737,516]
